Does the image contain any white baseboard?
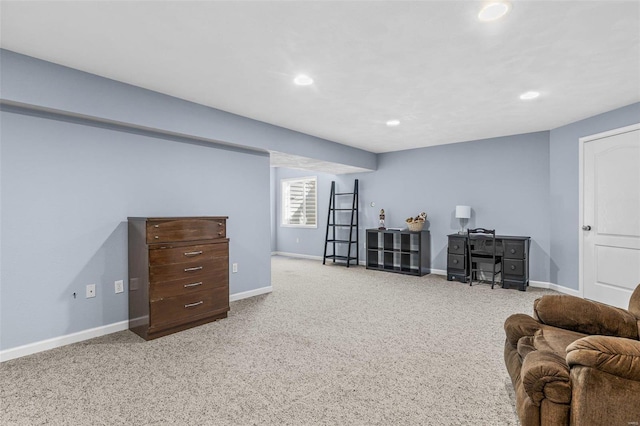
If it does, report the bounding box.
[230,285,273,302]
[1,285,273,363]
[428,272,580,296]
[529,281,581,297]
[0,320,129,363]
[273,251,323,261]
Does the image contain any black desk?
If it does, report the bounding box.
[446,233,531,291]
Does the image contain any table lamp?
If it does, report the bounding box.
[455,205,471,234]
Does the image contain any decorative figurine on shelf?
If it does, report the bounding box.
[378,209,386,230]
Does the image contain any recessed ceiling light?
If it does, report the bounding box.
[478,2,511,22]
[386,119,401,127]
[519,91,540,100]
[294,74,313,86]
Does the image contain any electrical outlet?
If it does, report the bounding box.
[86,284,96,298]
[115,280,124,294]
[232,263,238,273]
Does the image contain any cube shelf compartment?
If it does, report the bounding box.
[366,229,430,276]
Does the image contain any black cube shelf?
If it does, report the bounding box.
[366,229,430,276]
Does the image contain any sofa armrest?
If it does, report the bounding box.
[534,295,639,339]
[521,350,572,406]
[567,335,640,382]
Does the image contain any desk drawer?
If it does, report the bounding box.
[147,218,226,243]
[503,241,525,259]
[448,254,465,270]
[150,286,229,328]
[503,259,524,276]
[449,237,465,254]
[149,243,227,266]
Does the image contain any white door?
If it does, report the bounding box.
[582,125,640,308]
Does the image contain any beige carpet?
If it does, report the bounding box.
[1,256,555,425]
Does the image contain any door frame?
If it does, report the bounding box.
[578,123,640,299]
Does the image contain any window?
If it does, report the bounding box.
[281,176,317,227]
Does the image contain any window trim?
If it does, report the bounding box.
[281,176,318,229]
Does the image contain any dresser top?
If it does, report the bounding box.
[367,228,429,233]
[128,216,228,221]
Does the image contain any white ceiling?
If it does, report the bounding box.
[1,0,639,161]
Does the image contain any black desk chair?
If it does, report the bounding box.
[467,228,502,289]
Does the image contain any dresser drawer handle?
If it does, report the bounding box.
[510,265,516,270]
[154,236,159,239]
[184,251,203,257]
[218,231,224,236]
[453,259,458,264]
[453,245,459,250]
[510,249,516,254]
[184,281,203,288]
[184,266,203,272]
[184,301,203,308]
[218,222,224,226]
[154,225,160,228]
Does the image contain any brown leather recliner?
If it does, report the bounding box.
[504,284,640,426]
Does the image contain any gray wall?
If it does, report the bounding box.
[0,110,271,351]
[276,132,551,281]
[345,132,551,281]
[549,102,640,289]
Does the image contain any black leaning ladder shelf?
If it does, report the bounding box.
[323,179,359,267]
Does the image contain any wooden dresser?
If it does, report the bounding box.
[128,216,229,340]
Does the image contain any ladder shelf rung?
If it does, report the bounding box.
[327,239,357,243]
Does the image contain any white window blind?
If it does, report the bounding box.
[281,177,317,227]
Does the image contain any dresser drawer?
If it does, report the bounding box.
[150,267,229,300]
[150,286,229,328]
[147,218,226,243]
[503,259,524,276]
[150,258,224,283]
[149,242,228,266]
[503,240,525,259]
[448,237,465,254]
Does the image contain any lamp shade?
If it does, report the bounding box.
[455,205,471,219]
